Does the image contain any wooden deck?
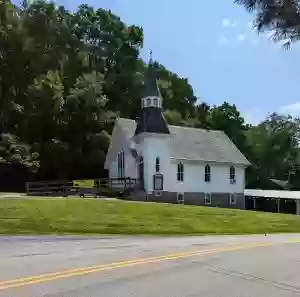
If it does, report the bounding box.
[26,178,139,197]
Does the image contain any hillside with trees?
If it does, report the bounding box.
[1,0,300,190]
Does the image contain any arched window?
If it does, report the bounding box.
[118,150,125,178]
[147,98,151,106]
[204,164,211,182]
[153,98,158,107]
[155,157,160,172]
[138,156,144,187]
[118,152,121,177]
[229,166,236,184]
[177,163,184,182]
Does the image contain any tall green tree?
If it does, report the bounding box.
[208,102,250,152]
[2,0,300,189]
[246,113,300,185]
[72,5,144,118]
[0,0,22,134]
[236,0,300,48]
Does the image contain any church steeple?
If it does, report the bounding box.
[141,52,162,109]
[134,52,170,136]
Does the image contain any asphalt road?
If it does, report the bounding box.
[1,234,300,296]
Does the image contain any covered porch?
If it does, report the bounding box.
[245,189,300,215]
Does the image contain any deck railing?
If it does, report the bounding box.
[26,178,139,197]
[94,177,138,189]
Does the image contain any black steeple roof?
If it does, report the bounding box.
[142,63,161,98]
[134,58,170,136]
[135,107,170,135]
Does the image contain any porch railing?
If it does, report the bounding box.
[26,177,139,197]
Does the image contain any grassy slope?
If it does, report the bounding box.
[73,180,94,188]
[0,198,300,235]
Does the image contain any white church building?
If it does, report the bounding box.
[104,62,250,209]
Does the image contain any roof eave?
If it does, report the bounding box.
[170,157,250,166]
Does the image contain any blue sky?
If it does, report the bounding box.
[50,0,300,123]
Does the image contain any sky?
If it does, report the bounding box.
[38,0,300,124]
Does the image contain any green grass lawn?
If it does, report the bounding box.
[0,198,300,235]
[73,180,95,188]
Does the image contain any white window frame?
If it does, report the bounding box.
[177,193,184,204]
[177,162,184,182]
[204,193,211,205]
[153,98,158,107]
[118,150,125,178]
[155,157,160,173]
[229,166,236,184]
[118,152,121,178]
[230,193,237,205]
[204,164,211,183]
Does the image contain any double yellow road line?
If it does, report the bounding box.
[0,239,299,291]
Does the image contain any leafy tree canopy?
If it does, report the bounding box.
[0,0,299,189]
[236,0,300,48]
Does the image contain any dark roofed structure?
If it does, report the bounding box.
[134,61,170,136]
[135,107,170,135]
[119,118,250,165]
[142,64,162,98]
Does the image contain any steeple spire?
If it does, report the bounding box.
[141,51,162,108]
[134,51,170,136]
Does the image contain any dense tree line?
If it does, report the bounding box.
[0,0,300,189]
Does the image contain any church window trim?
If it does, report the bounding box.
[204,164,211,182]
[155,157,160,173]
[118,150,125,178]
[177,162,184,182]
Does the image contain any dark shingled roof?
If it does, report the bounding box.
[135,107,170,135]
[134,62,169,135]
[142,64,161,98]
